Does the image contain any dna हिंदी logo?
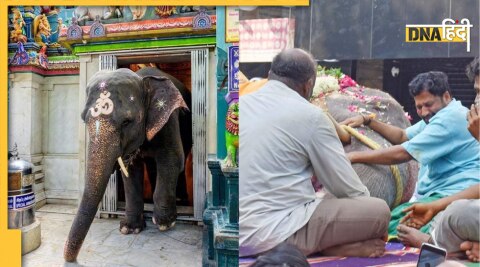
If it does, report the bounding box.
[405,18,473,52]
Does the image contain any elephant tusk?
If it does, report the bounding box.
[117,157,129,178]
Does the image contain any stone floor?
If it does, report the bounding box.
[22,204,203,267]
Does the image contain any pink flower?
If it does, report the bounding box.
[405,112,413,121]
[347,105,358,112]
[339,75,358,90]
[354,93,366,102]
[359,130,366,135]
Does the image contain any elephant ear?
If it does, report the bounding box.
[143,76,188,141]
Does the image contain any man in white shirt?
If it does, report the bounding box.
[240,48,390,257]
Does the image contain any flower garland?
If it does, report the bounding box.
[311,66,413,125]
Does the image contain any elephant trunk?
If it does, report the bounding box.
[64,118,120,262]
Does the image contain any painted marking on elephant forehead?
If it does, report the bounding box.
[90,90,114,118]
[155,99,166,110]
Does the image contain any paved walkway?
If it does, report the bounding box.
[22,204,203,267]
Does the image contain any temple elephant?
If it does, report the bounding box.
[64,67,191,262]
[312,86,418,208]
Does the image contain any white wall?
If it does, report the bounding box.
[8,73,43,156]
[42,76,81,204]
[9,73,46,205]
[8,72,81,206]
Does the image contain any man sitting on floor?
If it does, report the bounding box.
[396,58,480,263]
[240,48,390,258]
[341,71,480,237]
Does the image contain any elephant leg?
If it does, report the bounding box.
[152,149,183,231]
[176,170,189,206]
[150,115,184,231]
[120,160,146,234]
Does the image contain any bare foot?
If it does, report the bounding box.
[322,239,385,258]
[460,241,480,262]
[397,224,431,248]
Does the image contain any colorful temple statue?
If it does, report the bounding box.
[49,17,62,44]
[130,6,147,20]
[223,102,239,167]
[10,8,27,43]
[10,42,29,65]
[38,45,48,69]
[33,14,52,46]
[40,6,58,16]
[155,6,177,18]
[74,6,123,25]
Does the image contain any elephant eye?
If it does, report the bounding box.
[122,119,133,126]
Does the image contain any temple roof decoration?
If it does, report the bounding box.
[193,9,212,30]
[89,16,106,38]
[59,15,217,50]
[8,6,216,74]
[66,17,82,40]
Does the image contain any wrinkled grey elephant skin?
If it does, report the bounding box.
[64,67,191,262]
[323,88,418,208]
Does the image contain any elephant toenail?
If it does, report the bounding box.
[120,226,129,235]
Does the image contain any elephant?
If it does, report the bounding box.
[64,67,191,262]
[311,86,418,209]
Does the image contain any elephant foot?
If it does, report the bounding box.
[119,214,146,235]
[152,217,176,231]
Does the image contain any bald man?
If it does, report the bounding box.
[240,48,390,258]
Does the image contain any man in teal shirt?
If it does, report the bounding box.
[342,71,480,236]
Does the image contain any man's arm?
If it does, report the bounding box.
[325,112,351,144]
[401,183,480,228]
[424,183,480,211]
[347,145,413,165]
[341,115,409,145]
[310,112,369,198]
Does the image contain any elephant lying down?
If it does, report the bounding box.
[311,86,418,208]
[64,67,191,262]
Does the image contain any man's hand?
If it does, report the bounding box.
[346,152,358,163]
[400,203,440,229]
[467,104,480,141]
[340,115,365,128]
